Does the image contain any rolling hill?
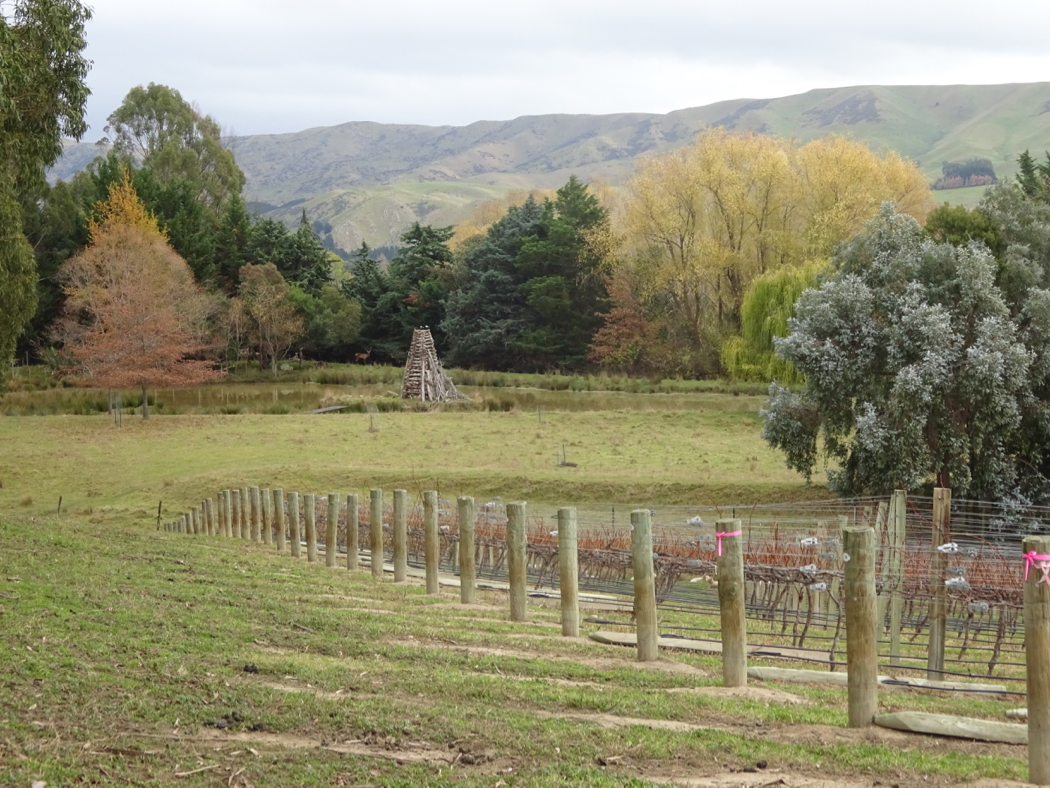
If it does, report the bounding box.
[51,83,1050,252]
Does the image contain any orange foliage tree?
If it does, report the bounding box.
[52,172,221,417]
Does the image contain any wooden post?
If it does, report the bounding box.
[190,508,200,535]
[843,524,878,727]
[346,493,359,570]
[393,490,408,581]
[241,487,251,539]
[204,498,213,536]
[716,517,747,686]
[1024,535,1050,785]
[928,487,951,680]
[250,486,262,543]
[261,488,272,545]
[326,493,339,568]
[304,493,317,562]
[370,488,383,578]
[288,491,301,559]
[215,492,224,536]
[223,490,232,538]
[178,514,186,534]
[507,502,527,621]
[558,507,579,636]
[889,489,905,667]
[424,491,439,593]
[631,509,658,662]
[273,489,286,553]
[459,496,476,604]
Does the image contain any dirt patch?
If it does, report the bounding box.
[667,685,807,705]
[263,682,369,701]
[187,729,458,765]
[535,710,717,733]
[659,773,871,787]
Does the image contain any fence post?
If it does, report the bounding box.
[1024,535,1050,785]
[190,508,199,535]
[261,488,272,545]
[273,489,286,552]
[424,491,439,593]
[507,502,528,621]
[251,486,262,543]
[370,488,384,578]
[223,490,232,538]
[393,490,408,581]
[558,507,579,636]
[843,523,878,727]
[304,493,317,562]
[289,491,301,558]
[346,493,359,570]
[204,498,214,536]
[889,489,906,667]
[326,493,340,568]
[928,487,951,680]
[716,517,746,686]
[458,496,476,604]
[241,487,251,539]
[631,509,658,661]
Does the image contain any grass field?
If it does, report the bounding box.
[0,514,1030,786]
[2,376,1036,785]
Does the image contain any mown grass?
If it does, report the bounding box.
[0,515,1030,786]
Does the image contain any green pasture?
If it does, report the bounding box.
[0,515,1028,786]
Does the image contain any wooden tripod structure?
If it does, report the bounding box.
[400,328,465,402]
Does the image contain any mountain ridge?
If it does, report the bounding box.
[50,82,1050,251]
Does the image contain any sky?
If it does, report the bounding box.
[80,0,1050,139]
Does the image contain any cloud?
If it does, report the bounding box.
[80,0,1050,137]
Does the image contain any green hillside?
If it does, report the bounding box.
[51,83,1050,249]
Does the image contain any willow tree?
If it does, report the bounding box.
[0,0,91,382]
[605,130,933,376]
[52,174,221,417]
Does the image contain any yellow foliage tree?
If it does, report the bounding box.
[607,130,934,376]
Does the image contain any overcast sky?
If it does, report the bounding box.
[80,0,1050,139]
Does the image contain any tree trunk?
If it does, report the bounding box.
[141,384,150,419]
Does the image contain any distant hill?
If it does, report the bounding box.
[52,83,1050,251]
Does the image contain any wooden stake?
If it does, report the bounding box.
[288,491,301,558]
[558,507,579,636]
[393,490,407,581]
[273,489,286,552]
[928,487,951,680]
[326,493,339,567]
[507,502,527,621]
[156,500,163,531]
[223,490,232,538]
[261,488,272,545]
[304,493,317,562]
[424,491,439,593]
[250,486,262,543]
[716,517,746,686]
[346,493,359,570]
[370,488,383,578]
[631,509,658,662]
[458,496,476,604]
[889,489,906,667]
[1025,534,1050,785]
[240,487,250,539]
[843,523,878,727]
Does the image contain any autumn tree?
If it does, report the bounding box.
[52,174,221,417]
[231,263,303,374]
[0,0,91,383]
[603,129,933,377]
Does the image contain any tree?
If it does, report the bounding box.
[721,260,826,385]
[52,174,221,417]
[288,282,361,359]
[231,263,303,373]
[762,205,1036,500]
[607,130,933,377]
[444,178,610,371]
[106,83,245,213]
[0,0,92,382]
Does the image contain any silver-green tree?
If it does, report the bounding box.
[762,205,1038,501]
[0,0,91,383]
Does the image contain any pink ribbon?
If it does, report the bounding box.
[1024,551,1050,584]
[716,530,742,557]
